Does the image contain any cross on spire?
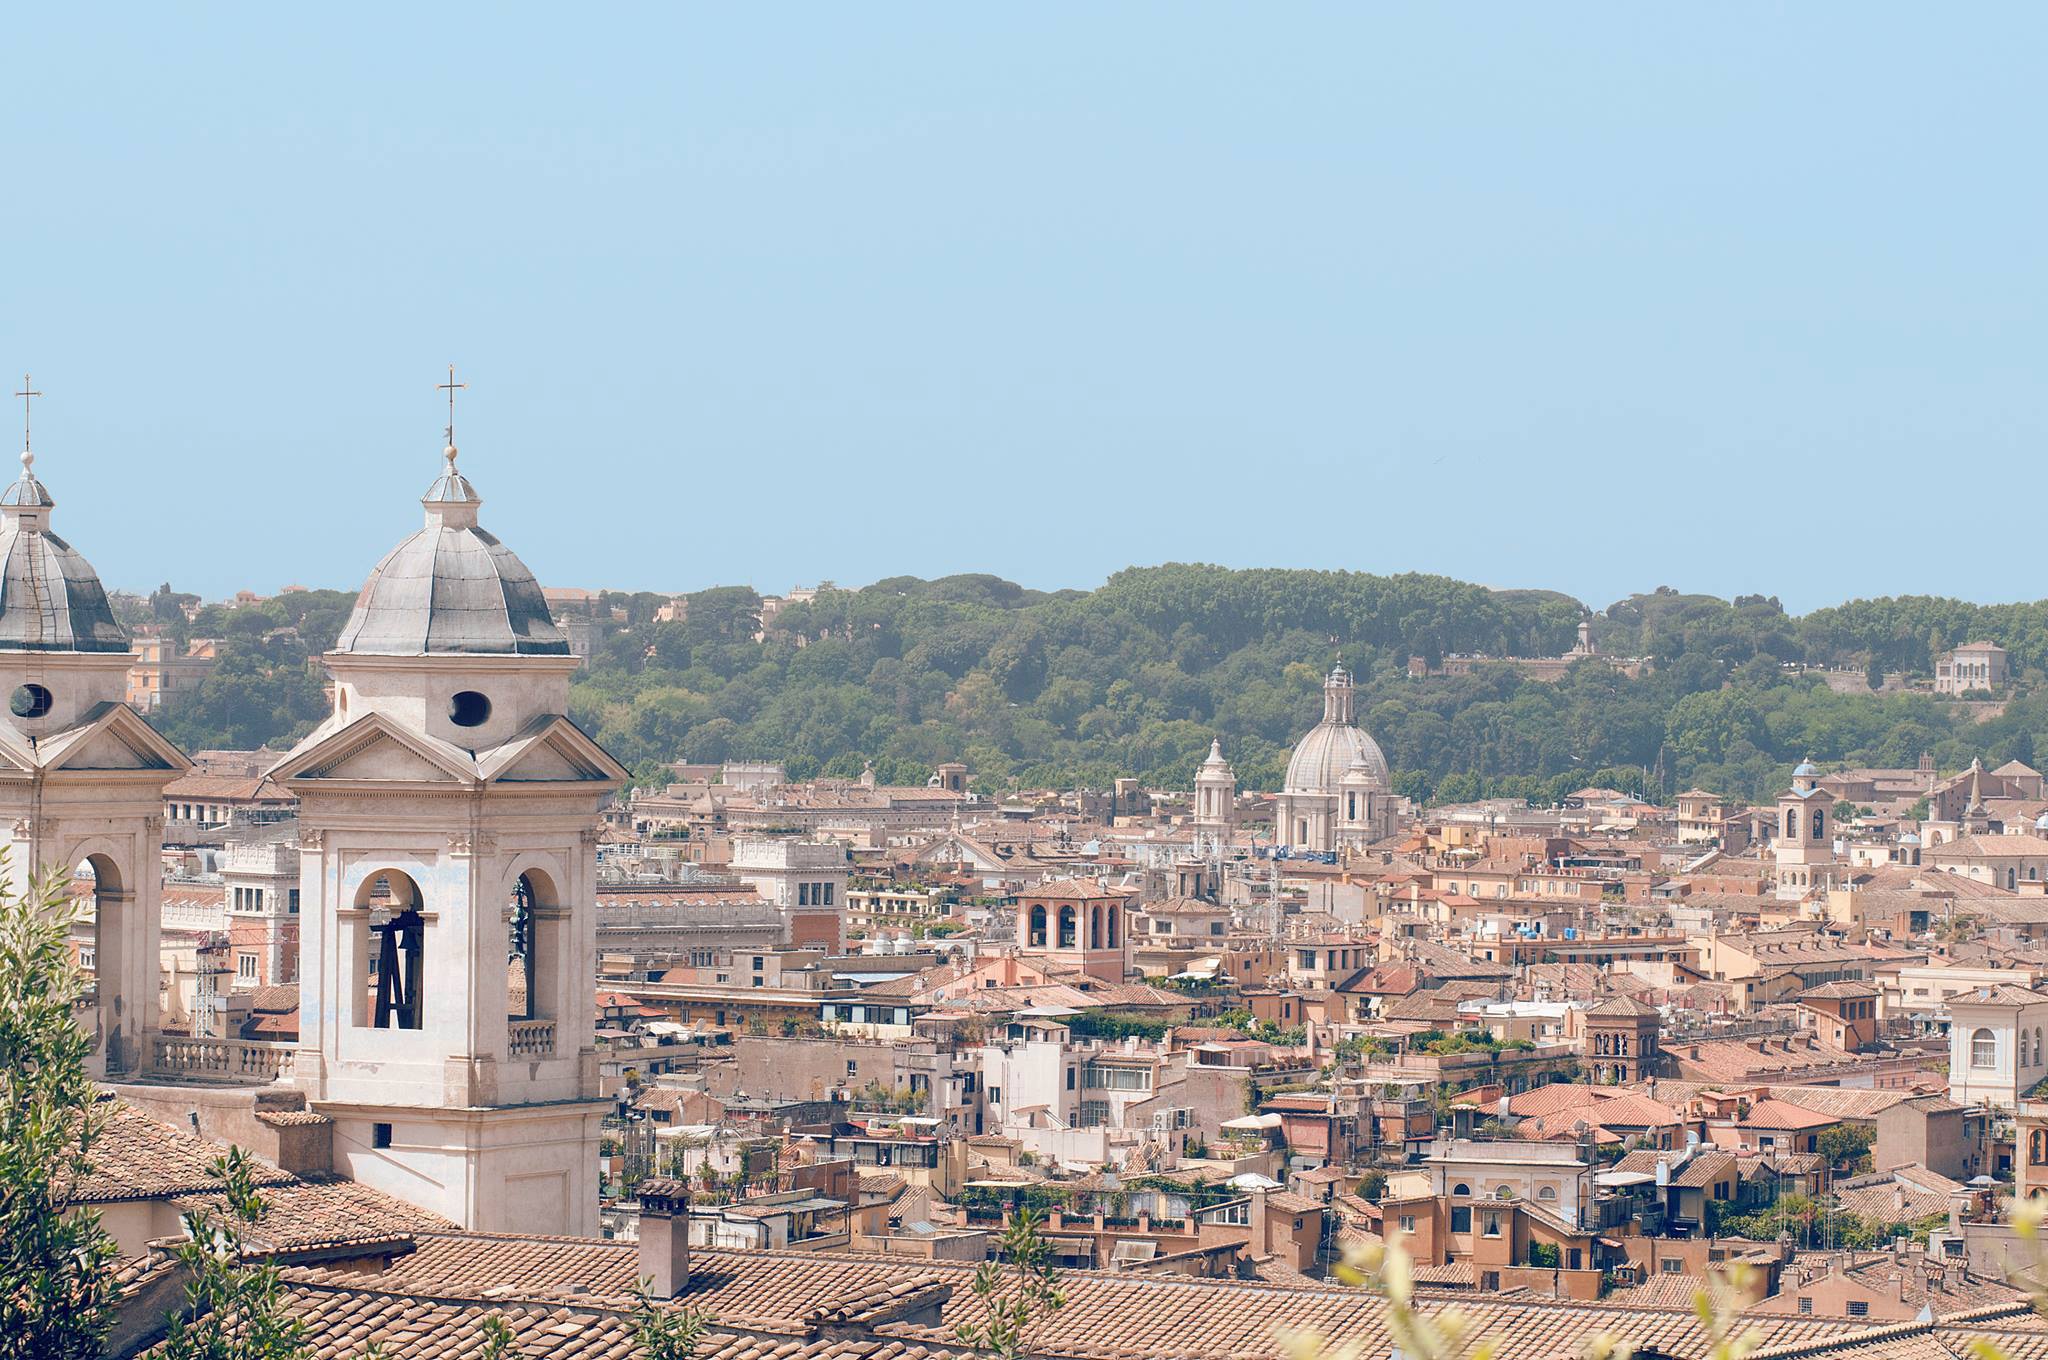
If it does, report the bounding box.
[13,374,40,461]
[436,364,466,450]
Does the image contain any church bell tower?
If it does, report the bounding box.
[1192,737,1237,860]
[273,398,627,1235]
[0,393,190,1078]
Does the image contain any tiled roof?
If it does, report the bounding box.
[1637,1083,1918,1121]
[1950,983,2048,1008]
[1019,879,1130,901]
[1586,994,1661,1018]
[286,1236,1921,1360]
[65,1103,295,1204]
[216,1284,964,1360]
[1741,1099,1838,1131]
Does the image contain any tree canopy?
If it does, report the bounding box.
[127,567,2048,805]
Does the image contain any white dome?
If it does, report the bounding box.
[1285,721,1389,794]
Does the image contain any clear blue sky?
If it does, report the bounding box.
[3,8,2041,613]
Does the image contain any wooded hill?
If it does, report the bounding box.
[123,566,2048,804]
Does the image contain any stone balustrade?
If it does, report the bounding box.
[509,1018,557,1059]
[151,1034,293,1083]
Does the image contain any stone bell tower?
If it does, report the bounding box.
[273,413,627,1235]
[0,419,191,1078]
[1191,737,1236,860]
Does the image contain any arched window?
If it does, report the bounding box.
[1088,906,1101,950]
[1107,905,1119,948]
[1058,905,1077,949]
[359,871,426,1031]
[2034,1027,2043,1066]
[1347,793,1358,821]
[1971,1027,1997,1069]
[1785,809,1797,839]
[1810,810,1825,840]
[75,855,128,1070]
[1029,905,1047,947]
[1538,1185,1558,1201]
[1452,1183,1470,1197]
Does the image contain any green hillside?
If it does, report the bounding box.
[132,566,2048,805]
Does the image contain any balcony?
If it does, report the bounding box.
[509,1018,557,1059]
[151,1035,294,1083]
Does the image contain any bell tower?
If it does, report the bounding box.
[274,412,627,1235]
[1773,758,1837,901]
[0,400,191,1079]
[1192,737,1236,860]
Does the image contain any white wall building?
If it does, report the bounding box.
[275,438,628,1236]
[1947,984,2048,1111]
[730,836,846,951]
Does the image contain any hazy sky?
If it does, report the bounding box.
[2,8,2042,613]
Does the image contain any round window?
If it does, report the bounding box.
[448,690,492,728]
[10,684,53,719]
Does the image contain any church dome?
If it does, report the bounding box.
[331,445,569,657]
[1284,721,1390,794]
[1283,661,1389,793]
[0,452,128,653]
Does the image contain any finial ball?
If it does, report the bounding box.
[444,443,458,467]
[19,450,31,473]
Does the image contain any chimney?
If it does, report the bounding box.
[638,1178,692,1299]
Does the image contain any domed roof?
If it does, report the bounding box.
[1284,720,1389,794]
[1793,758,1819,777]
[331,445,569,658]
[0,451,128,654]
[1283,660,1388,794]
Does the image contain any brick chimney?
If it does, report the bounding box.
[638,1177,692,1299]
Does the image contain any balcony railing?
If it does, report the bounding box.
[509,1018,557,1059]
[151,1035,293,1083]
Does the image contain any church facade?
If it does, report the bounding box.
[1272,663,1400,852]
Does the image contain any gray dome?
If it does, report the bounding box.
[0,459,128,653]
[1284,720,1389,794]
[331,448,569,657]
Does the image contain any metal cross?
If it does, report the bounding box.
[436,364,467,446]
[13,374,40,453]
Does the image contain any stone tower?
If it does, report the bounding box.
[1192,737,1236,860]
[1773,758,1837,901]
[1585,995,1662,1084]
[0,439,190,1078]
[273,434,628,1236]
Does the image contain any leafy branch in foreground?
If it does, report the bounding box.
[477,1312,523,1360]
[161,1145,309,1360]
[634,1280,712,1360]
[953,1208,1065,1360]
[0,858,119,1360]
